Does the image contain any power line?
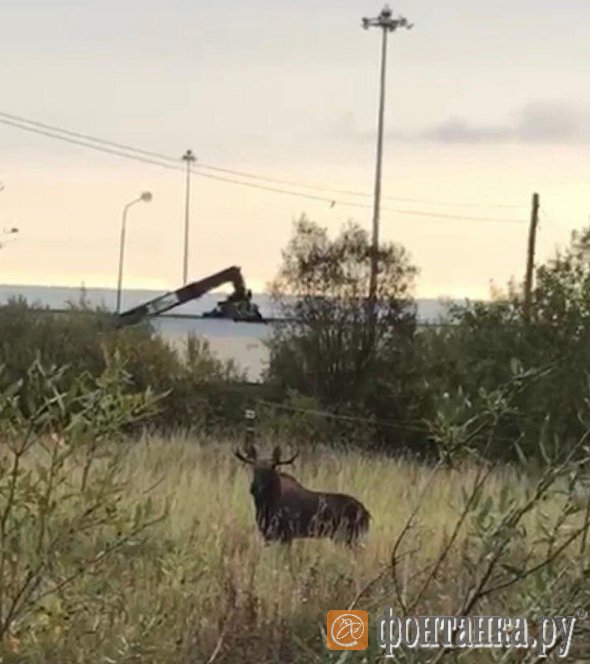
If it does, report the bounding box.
[195,162,523,209]
[195,170,526,223]
[0,114,526,224]
[252,397,428,433]
[0,110,179,165]
[197,162,378,198]
[0,116,361,209]
[185,169,527,223]
[0,109,525,210]
[381,207,525,224]
[0,117,181,172]
[195,168,369,207]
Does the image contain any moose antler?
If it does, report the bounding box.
[272,445,300,467]
[234,441,257,465]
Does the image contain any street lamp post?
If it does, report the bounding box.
[362,5,412,306]
[116,191,152,314]
[181,149,197,285]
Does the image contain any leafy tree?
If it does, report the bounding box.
[264,215,420,448]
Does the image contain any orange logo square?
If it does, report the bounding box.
[326,610,369,650]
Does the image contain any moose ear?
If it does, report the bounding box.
[271,445,282,466]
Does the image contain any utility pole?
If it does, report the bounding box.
[362,5,412,308]
[523,192,540,322]
[182,149,197,285]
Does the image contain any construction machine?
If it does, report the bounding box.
[116,266,263,328]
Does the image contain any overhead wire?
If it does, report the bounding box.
[196,170,527,223]
[251,397,430,433]
[0,112,527,224]
[0,117,366,209]
[0,109,527,213]
[194,161,525,209]
[0,110,180,166]
[196,169,527,223]
[0,117,181,172]
[194,168,369,207]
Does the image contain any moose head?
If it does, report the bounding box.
[234,442,299,503]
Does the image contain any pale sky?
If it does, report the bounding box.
[1,0,589,299]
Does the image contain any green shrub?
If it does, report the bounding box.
[413,224,590,463]
[0,355,166,650]
[0,297,246,433]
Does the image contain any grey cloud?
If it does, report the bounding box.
[330,101,590,145]
[422,118,511,143]
[421,101,589,144]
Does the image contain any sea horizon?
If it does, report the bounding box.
[0,283,470,381]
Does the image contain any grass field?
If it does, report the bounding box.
[3,435,589,663]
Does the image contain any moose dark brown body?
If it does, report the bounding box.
[234,444,371,545]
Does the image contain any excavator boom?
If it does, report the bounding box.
[116,266,262,328]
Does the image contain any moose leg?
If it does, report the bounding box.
[330,514,363,548]
[331,527,355,547]
[344,530,361,548]
[258,511,293,545]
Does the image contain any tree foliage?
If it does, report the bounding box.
[0,296,247,434]
[417,223,590,461]
[264,215,421,448]
[0,355,166,648]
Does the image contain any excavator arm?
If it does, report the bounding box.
[116,266,263,328]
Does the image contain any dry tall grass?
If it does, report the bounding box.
[6,435,589,663]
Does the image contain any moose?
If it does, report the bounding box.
[234,443,371,546]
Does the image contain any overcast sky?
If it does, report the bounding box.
[1,0,589,298]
